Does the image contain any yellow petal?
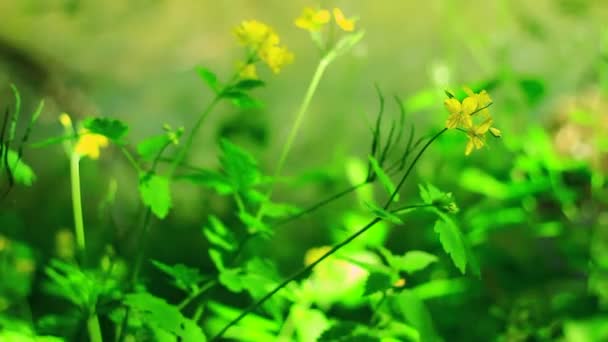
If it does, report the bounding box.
[444,98,461,114]
[315,9,331,23]
[463,87,475,97]
[475,118,493,135]
[473,136,485,149]
[489,127,502,138]
[462,96,478,115]
[333,8,355,32]
[465,139,475,156]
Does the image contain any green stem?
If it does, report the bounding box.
[178,279,218,311]
[87,313,103,342]
[69,154,86,259]
[69,154,103,342]
[256,57,330,219]
[169,96,220,177]
[210,129,447,341]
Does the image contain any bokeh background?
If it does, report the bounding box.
[1,0,608,340]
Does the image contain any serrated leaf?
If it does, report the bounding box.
[368,155,398,201]
[433,218,467,274]
[150,260,204,293]
[363,272,394,296]
[138,173,171,219]
[1,148,36,186]
[137,134,171,161]
[196,66,220,93]
[202,216,237,251]
[392,251,438,274]
[124,292,206,341]
[219,139,261,192]
[364,202,402,224]
[83,117,129,144]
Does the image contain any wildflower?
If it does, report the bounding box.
[238,62,258,79]
[333,8,356,32]
[234,20,277,48]
[465,118,493,155]
[445,97,475,129]
[234,20,293,74]
[75,129,109,160]
[464,87,492,117]
[259,45,294,74]
[295,7,331,32]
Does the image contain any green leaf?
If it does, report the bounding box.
[232,79,265,91]
[138,173,171,219]
[137,134,171,161]
[392,250,438,274]
[394,290,439,342]
[218,268,245,292]
[368,155,398,201]
[150,260,205,293]
[364,202,403,224]
[418,183,458,213]
[178,169,232,194]
[222,90,263,109]
[196,66,220,93]
[331,30,365,59]
[1,148,36,186]
[219,139,261,192]
[83,117,129,144]
[433,216,467,274]
[319,322,358,342]
[209,248,225,271]
[124,292,206,341]
[363,272,394,295]
[203,216,237,251]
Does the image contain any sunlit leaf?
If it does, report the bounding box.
[137,134,171,161]
[203,216,237,251]
[368,155,398,201]
[1,148,36,186]
[150,260,205,293]
[138,173,171,219]
[196,66,220,93]
[394,290,439,342]
[364,202,402,224]
[392,250,438,274]
[433,216,467,274]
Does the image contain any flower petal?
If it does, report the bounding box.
[462,96,478,115]
[444,98,461,114]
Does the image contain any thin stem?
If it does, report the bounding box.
[169,96,220,177]
[69,154,86,260]
[178,279,218,310]
[256,58,330,220]
[210,128,448,341]
[120,147,142,173]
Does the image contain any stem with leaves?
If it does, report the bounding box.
[210,128,448,340]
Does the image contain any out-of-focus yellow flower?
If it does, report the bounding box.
[465,118,493,155]
[295,7,331,31]
[260,45,294,74]
[59,113,72,128]
[234,20,293,74]
[55,229,75,259]
[333,8,356,32]
[238,62,258,79]
[75,129,109,160]
[234,20,277,48]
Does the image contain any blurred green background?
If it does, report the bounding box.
[1,0,608,341]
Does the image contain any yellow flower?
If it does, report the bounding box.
[259,45,294,74]
[295,7,331,31]
[234,20,278,48]
[75,129,109,160]
[464,87,492,117]
[59,113,72,128]
[465,118,493,155]
[333,8,356,32]
[238,62,258,79]
[445,97,475,129]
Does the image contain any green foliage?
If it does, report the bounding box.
[82,117,129,144]
[368,155,398,201]
[363,271,394,295]
[432,214,467,274]
[138,172,172,219]
[151,260,205,293]
[0,147,36,186]
[123,292,207,341]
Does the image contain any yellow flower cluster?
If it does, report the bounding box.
[444,88,501,155]
[234,20,294,75]
[295,7,356,32]
[59,113,109,160]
